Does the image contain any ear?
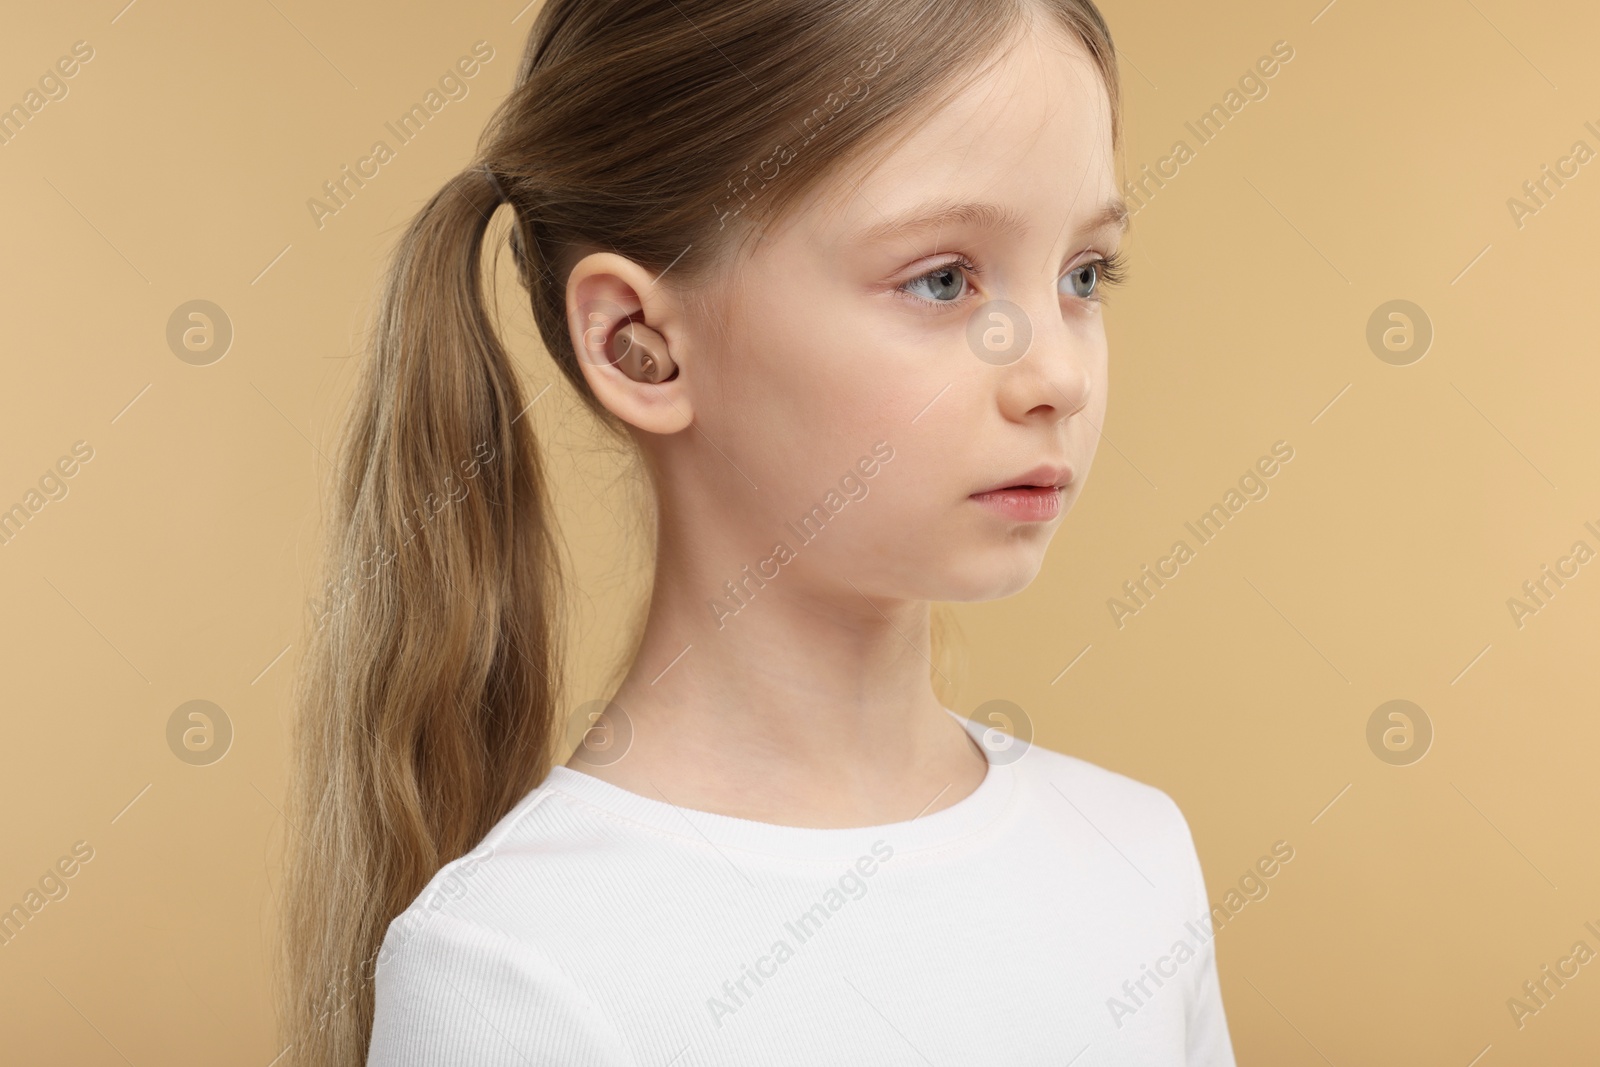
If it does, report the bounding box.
[566,252,694,435]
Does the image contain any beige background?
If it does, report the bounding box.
[2,0,1597,1063]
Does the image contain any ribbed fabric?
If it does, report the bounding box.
[366,710,1236,1065]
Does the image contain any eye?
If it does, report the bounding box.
[1061,250,1128,302]
[898,254,981,305]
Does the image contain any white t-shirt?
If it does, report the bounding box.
[366,710,1236,1065]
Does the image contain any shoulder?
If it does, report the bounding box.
[1012,736,1188,829]
[367,909,635,1066]
[957,709,1187,840]
[384,769,625,930]
[367,777,638,1065]
[997,731,1207,912]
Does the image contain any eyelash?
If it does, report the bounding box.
[895,249,1129,308]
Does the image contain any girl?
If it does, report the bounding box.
[280,1,1237,1064]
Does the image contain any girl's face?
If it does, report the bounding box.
[668,24,1121,605]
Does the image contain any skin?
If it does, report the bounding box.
[560,15,1123,828]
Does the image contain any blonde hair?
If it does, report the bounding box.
[278,1,1120,1063]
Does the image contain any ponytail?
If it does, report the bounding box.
[278,163,567,1067]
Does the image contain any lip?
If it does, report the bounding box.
[970,463,1074,497]
[968,485,1063,522]
[968,463,1072,523]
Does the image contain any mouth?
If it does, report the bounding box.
[970,463,1073,496]
[968,464,1072,523]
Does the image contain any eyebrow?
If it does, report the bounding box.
[854,196,1130,247]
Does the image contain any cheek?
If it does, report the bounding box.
[1078,331,1111,449]
[712,288,936,459]
[692,302,904,534]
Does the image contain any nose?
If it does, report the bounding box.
[989,300,1094,425]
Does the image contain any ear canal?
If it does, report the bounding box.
[610,323,679,384]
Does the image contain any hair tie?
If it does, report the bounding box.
[482,162,508,205]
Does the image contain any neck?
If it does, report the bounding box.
[568,510,982,826]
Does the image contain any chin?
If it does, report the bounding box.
[914,539,1053,603]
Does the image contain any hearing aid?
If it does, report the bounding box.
[608,322,678,384]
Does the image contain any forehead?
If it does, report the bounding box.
[805,23,1117,247]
